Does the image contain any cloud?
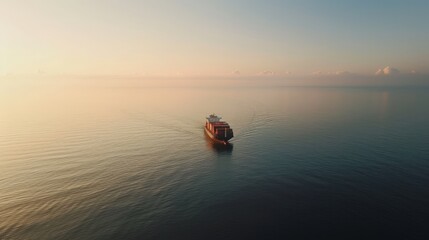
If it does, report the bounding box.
[312,71,348,75]
[375,66,400,75]
[231,70,240,75]
[310,70,356,78]
[335,71,352,76]
[259,70,275,76]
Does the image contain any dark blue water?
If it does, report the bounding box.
[1,86,429,239]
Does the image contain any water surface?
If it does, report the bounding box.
[1,85,429,239]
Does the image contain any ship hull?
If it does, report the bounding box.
[204,126,231,144]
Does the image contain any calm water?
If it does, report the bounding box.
[1,85,429,239]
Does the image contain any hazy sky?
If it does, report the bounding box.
[1,0,429,77]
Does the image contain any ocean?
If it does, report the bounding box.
[1,84,429,239]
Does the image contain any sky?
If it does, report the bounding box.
[1,0,429,78]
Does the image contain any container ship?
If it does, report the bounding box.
[205,114,234,144]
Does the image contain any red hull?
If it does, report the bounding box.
[205,126,230,144]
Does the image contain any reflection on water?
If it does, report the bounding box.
[204,133,234,154]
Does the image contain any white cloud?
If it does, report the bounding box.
[335,71,352,76]
[310,70,355,77]
[231,70,240,75]
[375,66,400,75]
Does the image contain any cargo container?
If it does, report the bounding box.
[205,114,234,144]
